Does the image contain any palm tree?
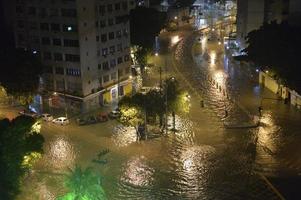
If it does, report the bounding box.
[57,166,106,200]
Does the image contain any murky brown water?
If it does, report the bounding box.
[18,30,301,200]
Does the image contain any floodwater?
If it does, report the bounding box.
[18,30,301,200]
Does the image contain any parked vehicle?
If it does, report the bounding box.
[108,109,121,119]
[19,110,38,118]
[86,116,98,124]
[52,117,69,125]
[41,113,54,122]
[97,112,109,122]
[76,118,86,126]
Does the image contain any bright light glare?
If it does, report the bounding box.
[210,51,216,65]
[171,35,180,45]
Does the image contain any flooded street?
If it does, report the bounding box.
[16,27,301,200]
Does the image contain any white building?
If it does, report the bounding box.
[13,0,135,112]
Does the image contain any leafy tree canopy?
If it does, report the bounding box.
[130,7,167,49]
[0,116,44,200]
[0,48,43,98]
[243,21,301,92]
[57,166,106,200]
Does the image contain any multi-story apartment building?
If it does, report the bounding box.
[236,0,264,48]
[13,0,135,112]
[237,0,301,48]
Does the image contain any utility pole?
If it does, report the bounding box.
[165,57,168,134]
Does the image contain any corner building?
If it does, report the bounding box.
[13,0,135,112]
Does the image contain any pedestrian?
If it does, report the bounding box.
[258,106,262,116]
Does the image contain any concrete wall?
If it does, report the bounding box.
[259,71,301,109]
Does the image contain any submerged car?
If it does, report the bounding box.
[108,110,121,119]
[41,113,54,122]
[52,117,69,125]
[19,110,39,118]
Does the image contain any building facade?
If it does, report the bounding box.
[13,0,135,112]
[236,0,264,48]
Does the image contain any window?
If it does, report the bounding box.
[66,68,81,76]
[55,67,64,75]
[109,46,115,53]
[61,8,77,17]
[102,62,109,70]
[115,3,121,10]
[28,7,36,16]
[117,57,123,64]
[111,72,117,80]
[65,54,80,62]
[54,53,63,61]
[63,24,77,32]
[118,69,123,76]
[64,39,79,47]
[96,36,99,42]
[123,29,128,36]
[16,6,24,15]
[103,75,109,83]
[116,30,122,38]
[122,1,128,10]
[99,5,105,16]
[17,20,24,29]
[42,37,50,45]
[98,64,101,70]
[102,48,108,56]
[83,22,87,27]
[39,8,47,17]
[110,59,116,68]
[100,20,106,28]
[40,23,49,31]
[117,43,122,51]
[44,66,53,74]
[101,34,107,42]
[49,8,59,17]
[29,22,38,30]
[108,32,115,40]
[124,54,130,61]
[51,23,60,31]
[108,18,114,26]
[107,4,113,12]
[53,38,61,46]
[44,52,52,60]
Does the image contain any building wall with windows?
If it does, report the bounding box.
[13,0,134,112]
[236,0,264,48]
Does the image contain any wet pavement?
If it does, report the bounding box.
[5,26,300,200]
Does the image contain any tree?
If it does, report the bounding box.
[0,116,44,200]
[57,166,106,200]
[242,21,301,92]
[58,150,109,200]
[0,48,43,104]
[119,78,189,126]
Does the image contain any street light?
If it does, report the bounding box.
[155,52,159,56]
[174,16,178,20]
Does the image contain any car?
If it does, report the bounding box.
[19,110,38,118]
[52,117,70,125]
[108,110,121,119]
[86,116,98,125]
[140,87,152,94]
[97,112,109,122]
[41,113,53,122]
[76,118,86,126]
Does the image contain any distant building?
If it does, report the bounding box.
[237,0,301,48]
[236,0,264,48]
[12,0,135,112]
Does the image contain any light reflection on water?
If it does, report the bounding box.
[112,125,137,147]
[42,136,76,171]
[120,156,154,187]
